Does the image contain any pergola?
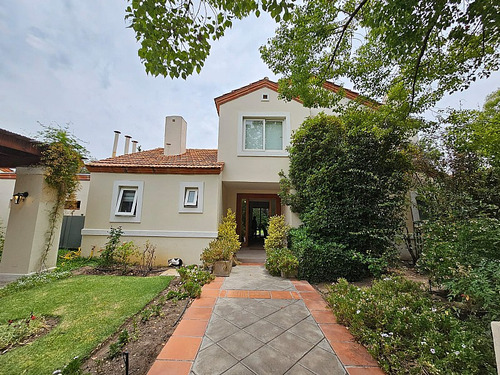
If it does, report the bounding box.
[0,128,42,167]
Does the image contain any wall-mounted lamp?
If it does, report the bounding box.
[13,192,28,204]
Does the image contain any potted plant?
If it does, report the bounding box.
[201,209,240,277]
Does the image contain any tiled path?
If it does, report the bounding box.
[148,265,384,375]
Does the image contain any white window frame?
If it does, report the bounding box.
[184,187,199,207]
[179,182,204,213]
[110,180,144,223]
[238,112,290,157]
[115,187,138,216]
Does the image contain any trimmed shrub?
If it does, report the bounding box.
[290,227,367,283]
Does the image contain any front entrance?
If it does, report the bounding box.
[236,194,281,248]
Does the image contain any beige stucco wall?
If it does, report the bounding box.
[63,177,90,217]
[217,87,350,184]
[0,177,15,227]
[0,167,63,277]
[81,172,222,265]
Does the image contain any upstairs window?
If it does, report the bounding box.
[184,188,199,207]
[116,188,138,216]
[244,119,283,151]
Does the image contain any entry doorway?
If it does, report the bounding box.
[236,194,281,248]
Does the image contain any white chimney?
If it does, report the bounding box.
[124,135,131,155]
[132,140,138,153]
[112,130,121,157]
[164,116,187,156]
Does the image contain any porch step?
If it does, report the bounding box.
[236,249,266,264]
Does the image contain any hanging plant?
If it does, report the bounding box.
[37,124,88,271]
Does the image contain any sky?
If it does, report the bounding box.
[1,1,498,161]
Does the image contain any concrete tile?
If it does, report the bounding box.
[299,346,346,375]
[287,319,325,345]
[265,308,309,330]
[200,336,215,350]
[317,338,334,353]
[261,298,296,308]
[218,330,265,360]
[227,310,261,329]
[205,318,240,342]
[191,344,238,375]
[285,364,316,375]
[242,345,295,375]
[242,301,280,318]
[243,319,286,343]
[222,363,256,375]
[268,331,316,361]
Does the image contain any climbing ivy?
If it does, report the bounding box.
[37,125,88,271]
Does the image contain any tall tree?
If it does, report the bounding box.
[126,0,500,111]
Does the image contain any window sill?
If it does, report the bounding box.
[237,150,288,157]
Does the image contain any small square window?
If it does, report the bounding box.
[261,93,269,101]
[115,188,138,216]
[184,188,199,207]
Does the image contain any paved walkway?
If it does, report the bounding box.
[148,265,384,375]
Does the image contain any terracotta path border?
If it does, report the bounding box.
[148,268,384,375]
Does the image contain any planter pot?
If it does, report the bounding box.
[213,260,232,277]
[281,269,298,279]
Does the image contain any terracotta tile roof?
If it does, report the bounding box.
[86,148,224,175]
[0,168,14,173]
[213,77,368,114]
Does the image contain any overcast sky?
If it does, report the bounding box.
[1,1,498,161]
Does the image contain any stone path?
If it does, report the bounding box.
[148,265,384,375]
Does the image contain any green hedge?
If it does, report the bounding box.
[290,227,368,283]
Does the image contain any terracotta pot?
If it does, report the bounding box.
[213,260,232,277]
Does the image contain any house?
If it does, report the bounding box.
[80,78,366,265]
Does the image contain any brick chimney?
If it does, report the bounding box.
[164,116,187,156]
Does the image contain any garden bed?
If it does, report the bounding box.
[80,278,190,375]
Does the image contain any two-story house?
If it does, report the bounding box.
[80,78,360,264]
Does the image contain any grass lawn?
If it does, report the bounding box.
[0,275,172,375]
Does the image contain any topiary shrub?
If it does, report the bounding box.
[290,227,368,283]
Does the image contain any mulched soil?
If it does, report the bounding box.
[79,275,191,375]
